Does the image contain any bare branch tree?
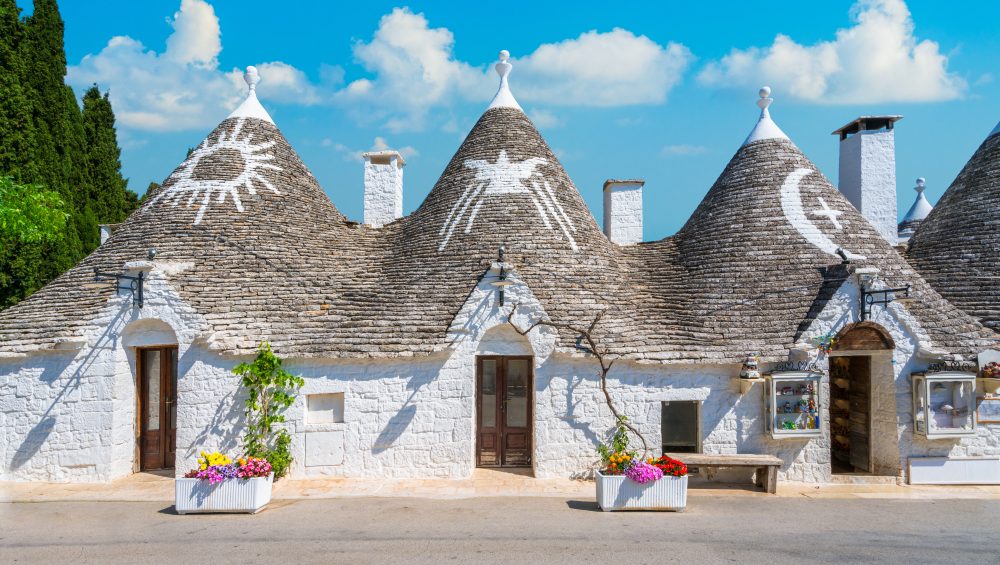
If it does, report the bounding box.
[505,305,650,457]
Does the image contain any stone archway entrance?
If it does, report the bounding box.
[829,322,894,475]
[476,356,532,468]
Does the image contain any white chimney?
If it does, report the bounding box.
[602,179,644,245]
[832,116,902,245]
[99,224,115,245]
[362,150,405,227]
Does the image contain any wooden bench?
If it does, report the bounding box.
[665,453,783,494]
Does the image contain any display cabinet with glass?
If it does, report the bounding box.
[911,372,976,438]
[765,372,823,439]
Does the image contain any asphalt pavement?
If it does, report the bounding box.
[1,495,997,564]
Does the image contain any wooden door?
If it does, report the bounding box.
[848,356,871,472]
[138,346,177,471]
[476,356,532,467]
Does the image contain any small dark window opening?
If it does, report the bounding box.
[661,401,701,454]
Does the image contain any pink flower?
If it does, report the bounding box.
[625,461,664,484]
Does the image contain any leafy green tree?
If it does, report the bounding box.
[234,342,304,479]
[0,176,68,243]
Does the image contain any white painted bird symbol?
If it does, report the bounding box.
[438,150,578,251]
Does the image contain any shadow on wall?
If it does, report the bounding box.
[372,377,427,455]
[9,306,132,470]
[186,350,243,460]
[9,416,56,470]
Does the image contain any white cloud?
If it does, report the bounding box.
[326,136,419,162]
[337,8,488,132]
[515,29,692,107]
[338,9,692,132]
[68,0,323,132]
[661,144,708,156]
[697,0,965,104]
[163,0,220,67]
[527,109,562,128]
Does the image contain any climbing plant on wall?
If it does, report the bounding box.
[234,341,304,479]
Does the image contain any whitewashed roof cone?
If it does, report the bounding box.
[228,65,274,123]
[901,178,933,225]
[744,86,789,146]
[487,50,522,111]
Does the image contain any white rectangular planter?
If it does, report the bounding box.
[596,471,688,511]
[175,473,273,514]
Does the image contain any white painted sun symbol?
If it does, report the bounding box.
[152,118,283,224]
[438,150,578,251]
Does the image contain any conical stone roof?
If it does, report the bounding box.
[626,92,996,360]
[908,126,1000,331]
[0,71,357,354]
[389,104,645,352]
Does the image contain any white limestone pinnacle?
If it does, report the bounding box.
[228,65,274,123]
[487,49,523,111]
[744,86,790,146]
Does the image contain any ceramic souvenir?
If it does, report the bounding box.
[739,354,761,380]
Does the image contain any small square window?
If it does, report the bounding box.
[307,393,344,424]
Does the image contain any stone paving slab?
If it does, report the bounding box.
[3,469,1000,503]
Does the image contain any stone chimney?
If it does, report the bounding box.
[98,223,119,245]
[832,115,902,245]
[362,150,405,227]
[602,179,644,245]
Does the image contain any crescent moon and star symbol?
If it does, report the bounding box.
[780,167,866,261]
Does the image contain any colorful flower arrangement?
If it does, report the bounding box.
[600,451,689,483]
[982,362,1000,379]
[650,454,688,477]
[183,451,273,484]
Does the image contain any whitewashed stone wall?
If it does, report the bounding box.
[0,262,208,481]
[838,130,898,245]
[3,261,999,484]
[798,275,1000,482]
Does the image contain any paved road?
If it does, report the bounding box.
[1,496,998,564]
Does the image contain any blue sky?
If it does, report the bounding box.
[26,0,1000,239]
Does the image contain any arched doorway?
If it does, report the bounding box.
[829,322,894,475]
[122,319,179,472]
[475,325,533,469]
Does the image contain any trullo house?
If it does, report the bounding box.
[2,52,999,486]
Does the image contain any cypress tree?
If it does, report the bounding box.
[23,0,86,270]
[0,0,34,179]
[0,0,137,308]
[82,86,137,224]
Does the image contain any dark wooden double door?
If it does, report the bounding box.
[476,356,532,467]
[137,347,177,471]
